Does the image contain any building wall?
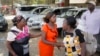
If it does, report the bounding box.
[70,0,87,4]
[70,0,100,7]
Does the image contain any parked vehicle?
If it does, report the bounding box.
[16,5,49,19]
[0,14,8,31]
[59,7,100,32]
[27,7,75,29]
[22,7,48,19]
[56,8,87,37]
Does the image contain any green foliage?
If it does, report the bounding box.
[32,0,46,4]
[1,0,56,5]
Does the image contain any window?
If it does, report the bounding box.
[40,9,52,15]
[75,10,86,18]
[20,7,36,11]
[61,8,70,13]
[34,9,40,14]
[66,10,77,16]
[39,8,47,13]
[53,9,61,15]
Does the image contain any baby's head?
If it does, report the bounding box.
[63,16,77,30]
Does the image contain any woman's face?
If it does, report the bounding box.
[18,18,27,27]
[63,19,69,30]
[50,14,56,23]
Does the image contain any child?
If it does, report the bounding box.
[62,16,86,56]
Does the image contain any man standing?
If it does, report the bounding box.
[81,1,100,52]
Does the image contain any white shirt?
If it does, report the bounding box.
[7,26,29,41]
[7,26,22,41]
[81,9,100,34]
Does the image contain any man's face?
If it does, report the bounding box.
[88,3,95,10]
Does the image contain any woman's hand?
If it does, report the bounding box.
[55,42,64,47]
[55,42,64,50]
[57,46,61,50]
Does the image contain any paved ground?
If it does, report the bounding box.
[0,15,99,56]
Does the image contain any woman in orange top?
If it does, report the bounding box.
[39,12,62,56]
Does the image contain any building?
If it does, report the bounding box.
[70,0,100,7]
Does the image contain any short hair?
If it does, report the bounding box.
[12,15,24,26]
[43,12,55,23]
[65,16,77,29]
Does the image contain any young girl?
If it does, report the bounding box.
[62,16,86,56]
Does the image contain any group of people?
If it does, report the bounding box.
[6,1,100,56]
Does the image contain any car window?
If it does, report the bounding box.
[20,7,36,11]
[57,8,74,17]
[60,10,77,18]
[66,10,77,16]
[40,8,47,13]
[61,8,70,13]
[62,8,67,12]
[75,10,86,18]
[34,9,40,14]
[60,13,66,17]
[53,9,61,15]
[40,9,52,15]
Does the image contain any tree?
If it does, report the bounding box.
[45,0,55,4]
[25,0,32,5]
[32,0,46,4]
[97,0,100,5]
[1,0,11,5]
[64,0,69,6]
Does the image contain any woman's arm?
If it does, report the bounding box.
[6,41,17,56]
[80,42,86,56]
[29,32,41,38]
[76,29,86,56]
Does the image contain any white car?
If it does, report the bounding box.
[27,7,75,29]
[60,8,87,32]
[16,5,49,19]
